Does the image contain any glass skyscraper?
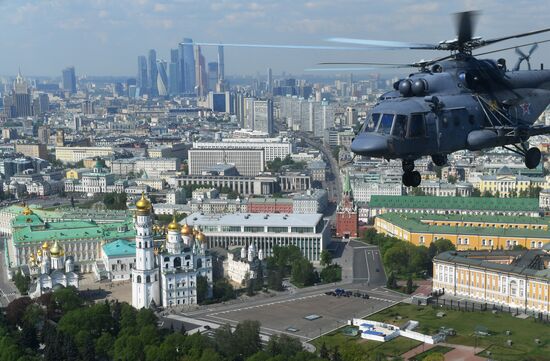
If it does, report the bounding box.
[148,49,158,97]
[62,66,77,94]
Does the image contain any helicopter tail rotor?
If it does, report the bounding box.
[513,43,539,70]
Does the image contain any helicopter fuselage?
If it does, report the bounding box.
[351,57,550,162]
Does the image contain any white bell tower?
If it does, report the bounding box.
[132,193,160,309]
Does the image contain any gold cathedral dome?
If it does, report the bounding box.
[181,223,191,236]
[135,193,152,213]
[49,240,63,256]
[167,213,180,231]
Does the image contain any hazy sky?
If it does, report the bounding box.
[1,0,549,77]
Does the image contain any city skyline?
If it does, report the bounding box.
[1,0,550,76]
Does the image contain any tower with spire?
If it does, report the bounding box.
[336,171,358,238]
[131,193,160,309]
[131,194,213,309]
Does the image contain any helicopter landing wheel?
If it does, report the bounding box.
[402,171,421,187]
[402,160,415,173]
[525,147,541,169]
[431,154,447,167]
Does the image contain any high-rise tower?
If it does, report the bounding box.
[336,172,358,238]
[148,49,158,97]
[137,56,148,94]
[62,66,77,95]
[131,193,160,309]
[156,60,169,97]
[180,38,196,93]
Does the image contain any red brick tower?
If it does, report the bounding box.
[336,171,358,238]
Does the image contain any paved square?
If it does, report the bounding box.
[206,293,399,340]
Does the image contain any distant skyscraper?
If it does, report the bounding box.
[148,49,158,97]
[217,45,225,91]
[207,62,218,92]
[253,100,274,135]
[12,71,32,117]
[180,38,196,93]
[169,49,180,95]
[62,67,77,94]
[267,68,273,93]
[195,46,207,97]
[156,60,169,97]
[137,56,148,94]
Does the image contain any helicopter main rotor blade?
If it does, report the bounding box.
[193,42,373,51]
[481,27,550,48]
[318,61,415,68]
[474,39,550,56]
[455,11,479,47]
[304,67,375,72]
[326,37,438,50]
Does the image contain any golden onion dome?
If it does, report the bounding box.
[197,231,206,243]
[49,240,62,256]
[181,223,191,236]
[37,249,42,256]
[135,193,152,213]
[167,213,180,231]
[41,241,50,250]
[29,253,36,261]
[22,205,33,216]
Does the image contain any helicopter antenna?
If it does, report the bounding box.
[514,43,539,70]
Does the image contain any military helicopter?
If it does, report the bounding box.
[323,11,550,187]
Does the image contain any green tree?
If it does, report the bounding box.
[482,190,493,197]
[52,286,83,314]
[406,276,414,294]
[95,332,115,360]
[13,270,30,295]
[319,342,329,359]
[386,272,398,289]
[233,320,262,358]
[471,188,481,197]
[320,265,342,283]
[197,275,209,304]
[291,258,316,287]
[383,243,410,274]
[320,250,332,267]
[447,175,457,184]
[266,334,303,358]
[103,192,128,210]
[267,269,284,291]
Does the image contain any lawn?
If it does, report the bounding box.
[409,345,453,361]
[368,303,550,361]
[312,329,421,360]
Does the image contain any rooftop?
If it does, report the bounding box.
[435,250,550,280]
[102,239,136,258]
[182,212,324,228]
[378,212,550,239]
[369,195,539,212]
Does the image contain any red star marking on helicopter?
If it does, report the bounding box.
[520,102,531,115]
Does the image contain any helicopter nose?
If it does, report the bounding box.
[351,133,388,157]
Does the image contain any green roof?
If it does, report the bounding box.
[378,212,550,239]
[413,213,550,226]
[369,195,539,212]
[12,215,136,244]
[102,239,135,258]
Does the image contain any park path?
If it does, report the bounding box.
[401,342,486,361]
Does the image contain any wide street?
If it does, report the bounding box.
[0,241,19,307]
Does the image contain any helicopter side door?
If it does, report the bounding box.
[390,113,436,158]
[437,108,469,153]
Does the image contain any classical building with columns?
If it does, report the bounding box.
[433,249,550,313]
[6,206,135,276]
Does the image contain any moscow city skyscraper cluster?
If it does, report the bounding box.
[137,39,225,98]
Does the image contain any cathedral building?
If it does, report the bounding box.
[336,172,358,238]
[27,240,78,298]
[132,194,213,309]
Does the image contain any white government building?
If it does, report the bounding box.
[193,136,292,162]
[183,212,331,262]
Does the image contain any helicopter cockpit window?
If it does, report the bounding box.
[392,115,407,138]
[376,114,394,135]
[407,113,426,138]
[365,113,380,131]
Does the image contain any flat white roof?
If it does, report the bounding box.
[182,212,323,228]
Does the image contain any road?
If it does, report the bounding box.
[0,242,19,307]
[348,240,387,287]
[297,132,343,205]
